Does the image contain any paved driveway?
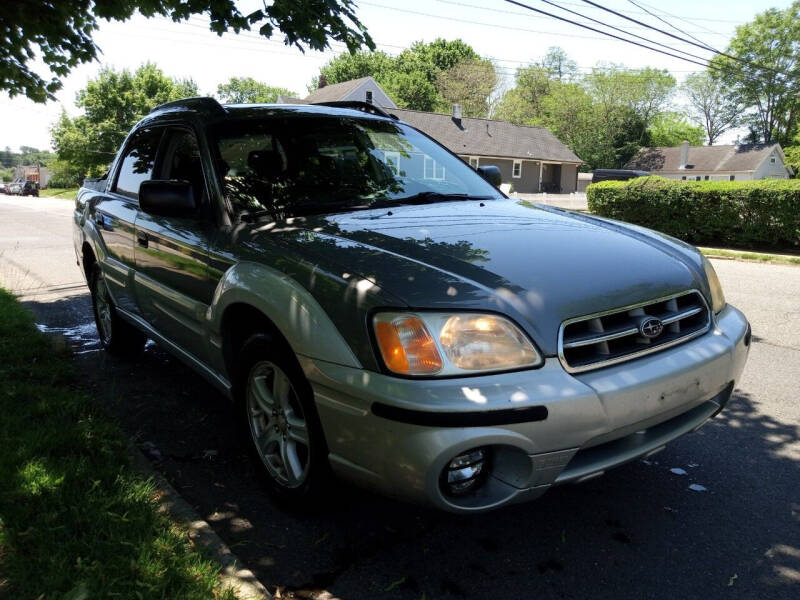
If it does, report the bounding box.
[1,194,798,599]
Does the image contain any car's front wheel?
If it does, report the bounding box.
[90,263,146,354]
[237,334,329,503]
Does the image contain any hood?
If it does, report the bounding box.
[260,199,707,356]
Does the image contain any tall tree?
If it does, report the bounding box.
[711,2,800,144]
[316,39,489,112]
[682,72,740,145]
[647,112,705,147]
[539,47,578,82]
[216,77,295,104]
[51,63,199,178]
[1,0,373,102]
[435,59,498,118]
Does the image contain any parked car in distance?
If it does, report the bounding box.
[7,179,39,196]
[591,168,650,183]
[73,98,751,513]
[0,181,8,194]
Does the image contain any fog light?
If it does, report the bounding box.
[441,448,489,496]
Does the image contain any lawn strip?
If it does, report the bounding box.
[0,288,237,600]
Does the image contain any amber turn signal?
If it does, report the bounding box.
[373,314,443,375]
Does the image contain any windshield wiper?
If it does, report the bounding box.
[371,192,496,208]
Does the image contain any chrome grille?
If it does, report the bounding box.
[559,290,711,373]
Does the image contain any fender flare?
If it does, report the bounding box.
[207,261,361,369]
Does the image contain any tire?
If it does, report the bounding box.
[236,333,330,504]
[90,263,146,355]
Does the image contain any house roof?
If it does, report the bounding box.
[625,143,781,173]
[303,77,373,104]
[389,108,582,163]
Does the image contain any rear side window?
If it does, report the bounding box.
[113,128,162,200]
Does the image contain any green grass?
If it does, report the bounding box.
[0,289,237,600]
[699,247,800,266]
[39,187,78,200]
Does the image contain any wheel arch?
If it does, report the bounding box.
[209,262,362,382]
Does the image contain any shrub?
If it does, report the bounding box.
[47,159,84,188]
[587,176,800,250]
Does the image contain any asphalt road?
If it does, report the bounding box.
[2,193,798,600]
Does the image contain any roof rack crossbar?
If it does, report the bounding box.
[313,101,398,120]
[149,96,226,116]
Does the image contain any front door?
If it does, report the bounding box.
[133,127,219,362]
[95,126,163,315]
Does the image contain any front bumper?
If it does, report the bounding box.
[301,304,750,513]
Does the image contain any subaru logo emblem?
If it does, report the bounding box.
[640,317,664,339]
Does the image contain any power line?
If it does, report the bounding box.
[537,0,714,65]
[501,0,712,68]
[432,0,727,37]
[579,0,786,77]
[625,0,718,51]
[557,0,744,24]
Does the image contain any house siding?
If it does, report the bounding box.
[753,149,791,179]
[466,157,542,193]
[342,80,397,109]
[559,163,578,193]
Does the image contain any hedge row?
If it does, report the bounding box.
[586,176,800,250]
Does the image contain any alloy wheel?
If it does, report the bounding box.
[93,271,113,343]
[246,360,311,488]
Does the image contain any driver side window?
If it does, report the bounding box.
[160,129,206,203]
[113,128,162,200]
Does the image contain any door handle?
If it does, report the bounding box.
[136,231,149,248]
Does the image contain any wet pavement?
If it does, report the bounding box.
[2,195,799,599]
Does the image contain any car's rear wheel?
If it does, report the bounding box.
[237,334,329,503]
[90,263,146,354]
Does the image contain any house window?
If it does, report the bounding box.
[469,156,479,168]
[704,175,709,180]
[770,156,776,163]
[424,156,445,180]
[695,176,701,181]
[681,176,686,180]
[729,175,736,181]
[383,151,400,174]
[512,160,522,178]
[365,90,373,105]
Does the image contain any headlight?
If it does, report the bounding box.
[372,312,541,376]
[701,255,726,314]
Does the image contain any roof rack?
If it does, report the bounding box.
[149,97,226,116]
[314,101,398,120]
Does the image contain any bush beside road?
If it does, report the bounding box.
[587,177,800,251]
[0,288,236,600]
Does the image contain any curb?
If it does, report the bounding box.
[130,449,271,600]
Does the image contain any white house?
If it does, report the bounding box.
[625,141,793,181]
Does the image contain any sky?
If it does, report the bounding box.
[0,0,794,152]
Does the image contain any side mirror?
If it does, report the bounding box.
[476,165,502,187]
[139,180,197,218]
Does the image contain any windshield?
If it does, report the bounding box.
[210,114,502,219]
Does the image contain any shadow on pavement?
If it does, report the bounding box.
[24,293,800,600]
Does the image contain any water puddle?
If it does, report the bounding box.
[36,322,101,354]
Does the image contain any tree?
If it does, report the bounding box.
[216,77,295,104]
[647,112,705,147]
[435,59,498,118]
[315,50,395,88]
[539,47,578,82]
[1,0,373,103]
[783,144,800,177]
[51,63,199,178]
[710,2,800,144]
[315,39,489,112]
[682,72,740,145]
